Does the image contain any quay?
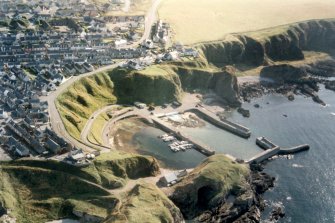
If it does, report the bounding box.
[189,108,251,138]
[151,117,215,156]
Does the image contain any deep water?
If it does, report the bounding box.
[132,85,335,222]
[227,86,335,223]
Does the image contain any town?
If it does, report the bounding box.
[0,0,198,163]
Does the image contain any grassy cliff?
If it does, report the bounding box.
[105,183,183,223]
[108,66,183,105]
[57,67,183,140]
[170,154,250,219]
[56,72,117,140]
[196,19,335,68]
[0,151,160,222]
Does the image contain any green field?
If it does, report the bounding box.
[158,0,335,44]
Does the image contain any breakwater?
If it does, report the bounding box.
[256,136,278,150]
[279,144,310,155]
[247,146,281,164]
[151,117,215,156]
[189,108,251,138]
[250,136,310,163]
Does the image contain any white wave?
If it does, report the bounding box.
[292,163,304,168]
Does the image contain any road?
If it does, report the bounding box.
[80,105,135,151]
[128,0,162,48]
[41,0,163,153]
[41,63,120,153]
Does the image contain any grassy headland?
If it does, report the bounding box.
[0,151,160,222]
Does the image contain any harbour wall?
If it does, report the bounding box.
[151,117,215,156]
[188,108,251,138]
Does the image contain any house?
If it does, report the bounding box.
[127,60,142,70]
[164,51,179,61]
[45,138,62,154]
[0,109,8,119]
[142,39,154,49]
[15,143,30,157]
[161,172,178,186]
[114,39,127,48]
[161,169,188,186]
[134,102,146,109]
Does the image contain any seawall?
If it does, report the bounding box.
[189,108,251,138]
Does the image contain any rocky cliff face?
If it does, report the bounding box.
[169,155,274,222]
[260,64,308,84]
[210,66,241,106]
[197,19,335,67]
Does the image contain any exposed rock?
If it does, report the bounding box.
[169,155,274,223]
[260,64,307,84]
[287,93,295,101]
[0,202,6,217]
[237,107,250,117]
[212,66,241,107]
[169,155,250,220]
[269,206,285,221]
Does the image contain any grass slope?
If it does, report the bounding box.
[105,183,183,223]
[0,152,160,222]
[88,112,110,145]
[170,154,250,218]
[56,72,117,140]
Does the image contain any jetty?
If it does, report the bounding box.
[152,117,215,156]
[249,136,310,164]
[256,136,277,150]
[247,146,281,164]
[190,108,251,138]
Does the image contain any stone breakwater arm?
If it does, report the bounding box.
[279,144,310,155]
[189,108,251,138]
[247,144,310,164]
[151,117,215,156]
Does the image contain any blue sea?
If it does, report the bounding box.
[133,85,335,222]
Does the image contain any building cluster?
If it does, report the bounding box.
[0,88,71,158]
[0,1,200,161]
[152,20,170,45]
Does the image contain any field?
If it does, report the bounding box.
[158,0,335,44]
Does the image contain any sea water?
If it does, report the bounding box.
[133,85,335,222]
[227,86,335,222]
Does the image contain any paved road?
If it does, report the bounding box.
[80,105,135,151]
[41,0,163,152]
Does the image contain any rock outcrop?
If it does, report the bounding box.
[260,64,308,84]
[211,66,241,106]
[169,154,270,222]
